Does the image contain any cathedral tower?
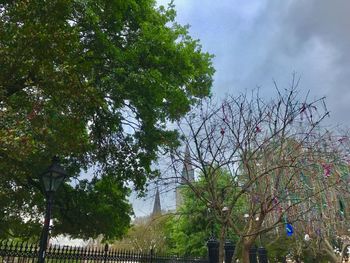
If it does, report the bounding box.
[176,145,195,209]
[152,186,161,216]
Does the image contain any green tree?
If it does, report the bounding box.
[166,186,210,257]
[0,0,214,240]
[166,170,246,260]
[112,213,173,253]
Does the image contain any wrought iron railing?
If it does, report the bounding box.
[0,240,208,263]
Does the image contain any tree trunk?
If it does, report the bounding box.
[323,239,340,263]
[219,226,226,263]
[241,236,257,263]
[242,243,251,263]
[240,224,261,263]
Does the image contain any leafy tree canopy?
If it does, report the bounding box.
[0,0,214,240]
[166,170,245,257]
[113,213,173,253]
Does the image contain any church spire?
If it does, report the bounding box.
[176,145,195,210]
[152,186,161,216]
[181,145,194,184]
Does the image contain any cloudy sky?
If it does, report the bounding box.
[132,0,350,216]
[158,0,350,124]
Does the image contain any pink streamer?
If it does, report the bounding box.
[321,163,332,177]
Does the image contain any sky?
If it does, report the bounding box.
[158,0,350,124]
[131,0,350,217]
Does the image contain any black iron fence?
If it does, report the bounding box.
[0,240,208,263]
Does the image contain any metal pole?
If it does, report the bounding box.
[103,244,109,263]
[38,193,53,263]
[149,248,153,263]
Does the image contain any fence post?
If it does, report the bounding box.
[207,236,219,263]
[249,246,257,263]
[224,240,235,263]
[103,244,108,263]
[149,248,154,263]
[257,247,268,263]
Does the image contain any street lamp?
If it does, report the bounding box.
[38,157,68,263]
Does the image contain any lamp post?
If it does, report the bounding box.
[38,157,68,263]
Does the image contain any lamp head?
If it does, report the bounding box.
[41,156,68,194]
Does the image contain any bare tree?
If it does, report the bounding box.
[278,131,350,263]
[168,81,348,262]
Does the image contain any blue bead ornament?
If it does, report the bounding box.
[286,223,293,236]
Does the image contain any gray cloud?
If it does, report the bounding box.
[258,0,350,125]
[164,0,350,126]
